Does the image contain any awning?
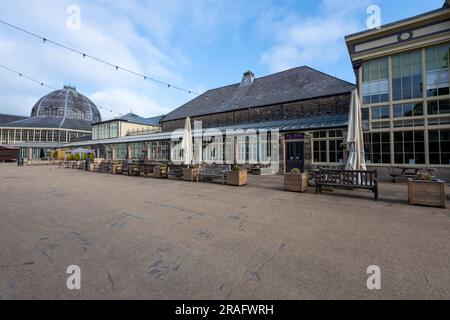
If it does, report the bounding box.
[65,114,348,147]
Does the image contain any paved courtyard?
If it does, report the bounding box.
[0,164,449,300]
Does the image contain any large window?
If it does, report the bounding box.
[371,105,390,119]
[312,130,344,163]
[130,143,145,160]
[313,140,327,163]
[370,105,390,130]
[394,131,425,165]
[426,44,449,97]
[364,132,390,164]
[59,131,67,143]
[428,98,450,115]
[393,102,423,118]
[362,58,389,104]
[110,123,118,139]
[149,141,169,161]
[115,144,127,160]
[362,108,370,131]
[392,50,422,101]
[429,129,450,165]
[92,126,98,140]
[203,136,225,163]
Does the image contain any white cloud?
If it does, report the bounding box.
[260,0,369,73]
[0,0,206,119]
[90,89,168,120]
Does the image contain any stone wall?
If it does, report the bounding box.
[161,93,352,132]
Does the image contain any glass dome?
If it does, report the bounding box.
[30,85,101,123]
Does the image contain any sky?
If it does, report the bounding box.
[0,0,445,120]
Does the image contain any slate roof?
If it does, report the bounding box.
[0,113,28,125]
[95,113,163,126]
[0,116,93,131]
[163,66,355,122]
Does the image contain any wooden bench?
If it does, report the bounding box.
[315,169,378,201]
[99,161,110,173]
[168,165,184,180]
[121,161,130,174]
[197,164,231,184]
[153,164,168,179]
[121,161,140,176]
[142,161,156,177]
[130,161,141,176]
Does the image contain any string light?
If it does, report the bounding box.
[0,19,200,95]
[0,64,124,116]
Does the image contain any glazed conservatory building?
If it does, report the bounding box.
[0,86,101,159]
[346,1,450,174]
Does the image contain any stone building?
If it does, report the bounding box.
[162,67,355,173]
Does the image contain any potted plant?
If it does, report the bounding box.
[68,154,76,168]
[227,165,248,186]
[284,168,308,192]
[408,174,446,208]
[87,153,95,171]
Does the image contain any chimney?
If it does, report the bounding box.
[240,70,255,87]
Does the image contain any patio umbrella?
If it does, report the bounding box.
[345,89,367,171]
[181,117,193,165]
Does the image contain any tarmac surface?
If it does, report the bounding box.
[0,163,449,299]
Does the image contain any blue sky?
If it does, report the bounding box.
[0,0,445,120]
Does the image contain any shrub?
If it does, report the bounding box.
[74,153,81,161]
[233,165,241,172]
[89,153,95,161]
[290,168,301,175]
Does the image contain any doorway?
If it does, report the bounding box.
[285,141,304,173]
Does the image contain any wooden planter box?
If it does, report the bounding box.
[284,173,308,192]
[153,166,168,179]
[227,170,248,186]
[110,163,122,174]
[183,168,199,182]
[408,179,446,208]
